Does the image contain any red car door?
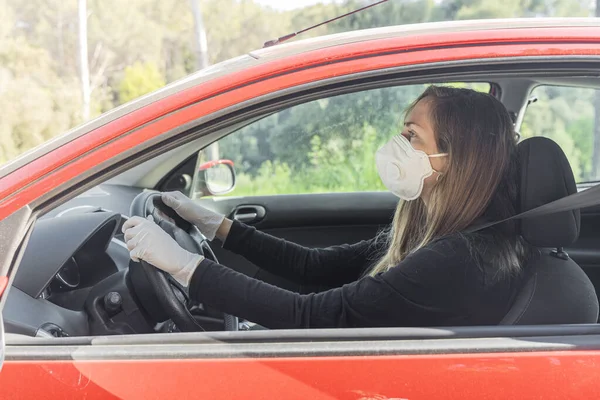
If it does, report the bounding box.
[2,21,600,399]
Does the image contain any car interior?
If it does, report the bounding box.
[4,66,600,339]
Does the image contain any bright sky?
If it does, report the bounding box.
[254,0,340,11]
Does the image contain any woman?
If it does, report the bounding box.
[123,86,531,329]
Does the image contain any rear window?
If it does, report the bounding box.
[522,85,599,183]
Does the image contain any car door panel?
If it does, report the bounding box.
[204,192,397,230]
[3,329,600,399]
[200,192,396,292]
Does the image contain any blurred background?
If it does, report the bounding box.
[0,0,597,196]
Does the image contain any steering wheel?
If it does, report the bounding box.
[129,191,238,332]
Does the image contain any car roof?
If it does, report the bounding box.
[250,17,600,60]
[1,17,599,179]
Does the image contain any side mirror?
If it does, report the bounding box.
[196,159,236,196]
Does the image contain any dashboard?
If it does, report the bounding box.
[3,202,135,338]
[3,184,256,337]
[45,185,146,219]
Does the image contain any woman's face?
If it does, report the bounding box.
[401,98,447,201]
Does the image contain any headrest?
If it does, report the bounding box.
[518,137,580,247]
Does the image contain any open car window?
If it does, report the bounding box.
[191,82,490,199]
[522,85,600,184]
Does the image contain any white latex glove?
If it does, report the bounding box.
[161,191,225,241]
[122,215,204,287]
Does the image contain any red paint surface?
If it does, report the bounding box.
[2,27,600,222]
[1,351,600,399]
[0,276,7,297]
[198,159,234,170]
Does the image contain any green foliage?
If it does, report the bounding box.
[118,61,166,104]
[0,34,82,163]
[231,123,386,197]
[521,85,597,182]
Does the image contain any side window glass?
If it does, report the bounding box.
[193,82,490,198]
[521,86,598,183]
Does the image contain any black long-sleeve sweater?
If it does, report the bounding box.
[188,221,523,329]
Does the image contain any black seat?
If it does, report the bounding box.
[500,137,599,325]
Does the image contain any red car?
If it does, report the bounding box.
[2,18,600,399]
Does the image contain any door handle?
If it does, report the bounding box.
[234,212,257,223]
[231,205,266,224]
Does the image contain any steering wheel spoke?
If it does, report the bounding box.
[129,191,238,332]
[166,275,189,301]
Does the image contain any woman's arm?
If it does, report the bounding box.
[161,192,379,286]
[122,218,483,329]
[189,237,472,329]
[189,258,395,329]
[220,220,379,286]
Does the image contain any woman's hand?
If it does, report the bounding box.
[161,191,232,241]
[122,216,204,287]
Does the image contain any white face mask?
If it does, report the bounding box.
[376,134,448,201]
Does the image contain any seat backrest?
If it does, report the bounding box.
[501,137,599,325]
[500,250,599,325]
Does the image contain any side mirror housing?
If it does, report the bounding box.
[195,159,236,196]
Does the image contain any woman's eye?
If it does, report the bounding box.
[407,130,417,140]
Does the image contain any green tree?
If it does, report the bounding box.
[118,61,166,104]
[0,3,81,164]
[521,86,596,182]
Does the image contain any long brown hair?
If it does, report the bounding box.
[370,85,526,277]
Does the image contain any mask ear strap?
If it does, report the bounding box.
[431,153,447,181]
[428,153,448,158]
